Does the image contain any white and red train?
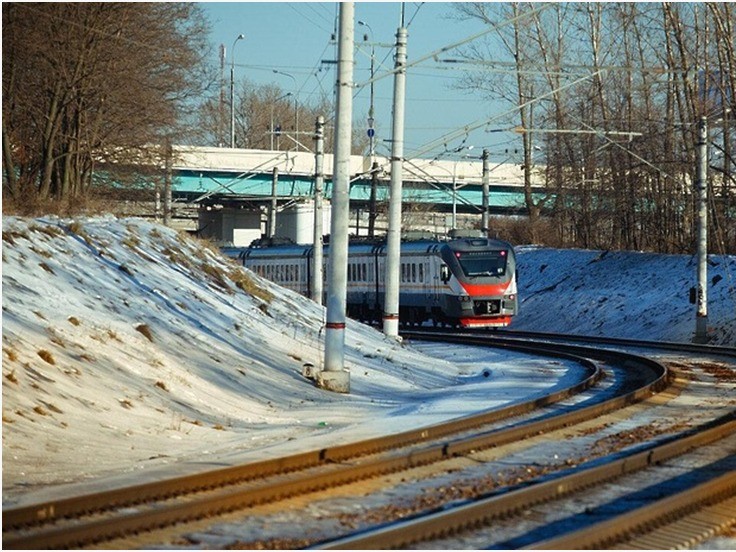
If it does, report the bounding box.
[230,236,518,328]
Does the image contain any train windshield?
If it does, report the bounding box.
[455,250,508,277]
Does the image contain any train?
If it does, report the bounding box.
[227,234,518,328]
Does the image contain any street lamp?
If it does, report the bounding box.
[270,92,292,150]
[358,21,376,160]
[272,69,299,149]
[230,33,245,148]
[358,20,379,236]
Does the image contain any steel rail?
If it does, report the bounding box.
[493,328,736,356]
[2,338,666,549]
[314,412,736,550]
[526,470,736,549]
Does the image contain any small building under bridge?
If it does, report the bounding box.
[164,146,544,246]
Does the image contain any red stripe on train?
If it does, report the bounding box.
[459,282,512,295]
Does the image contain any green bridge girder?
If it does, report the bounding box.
[173,169,544,214]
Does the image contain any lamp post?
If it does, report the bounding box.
[358,20,378,236]
[270,92,292,150]
[272,69,298,149]
[357,21,376,160]
[230,33,245,148]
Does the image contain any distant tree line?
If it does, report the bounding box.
[457,2,735,254]
[3,2,734,255]
[2,3,211,213]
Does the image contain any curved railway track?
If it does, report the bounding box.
[3,333,733,549]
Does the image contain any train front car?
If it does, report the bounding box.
[439,238,517,328]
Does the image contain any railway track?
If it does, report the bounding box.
[3,333,733,549]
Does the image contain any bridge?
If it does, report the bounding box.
[168,146,545,244]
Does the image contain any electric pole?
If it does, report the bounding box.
[481,148,489,234]
[269,167,278,237]
[312,116,325,304]
[383,15,408,339]
[230,34,245,148]
[321,2,353,393]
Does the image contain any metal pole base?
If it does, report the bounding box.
[317,370,350,393]
[383,317,399,338]
[693,316,710,344]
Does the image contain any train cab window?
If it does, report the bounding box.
[456,250,508,277]
[440,264,451,283]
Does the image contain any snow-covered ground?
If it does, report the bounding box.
[2,216,735,507]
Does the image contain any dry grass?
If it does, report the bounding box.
[66,221,94,246]
[30,245,52,258]
[37,349,56,365]
[122,234,141,249]
[135,323,154,342]
[229,268,274,304]
[4,347,18,362]
[162,246,191,270]
[29,223,64,239]
[201,262,231,291]
[39,262,55,274]
[2,230,28,245]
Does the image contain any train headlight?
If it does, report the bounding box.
[505,294,516,301]
[460,295,471,302]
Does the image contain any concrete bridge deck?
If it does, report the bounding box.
[171,146,543,215]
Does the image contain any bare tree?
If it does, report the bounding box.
[2,3,211,213]
[454,2,735,254]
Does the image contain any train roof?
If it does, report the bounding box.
[228,236,514,260]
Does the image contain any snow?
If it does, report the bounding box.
[2,215,735,508]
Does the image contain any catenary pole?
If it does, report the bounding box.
[382,18,408,339]
[269,167,278,237]
[312,116,325,304]
[320,2,353,393]
[230,34,245,149]
[481,148,489,234]
[694,116,709,343]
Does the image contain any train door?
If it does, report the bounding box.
[429,248,443,304]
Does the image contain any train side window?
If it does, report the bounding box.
[411,263,416,283]
[440,264,450,283]
[419,263,424,282]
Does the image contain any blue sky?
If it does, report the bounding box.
[200,2,522,162]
